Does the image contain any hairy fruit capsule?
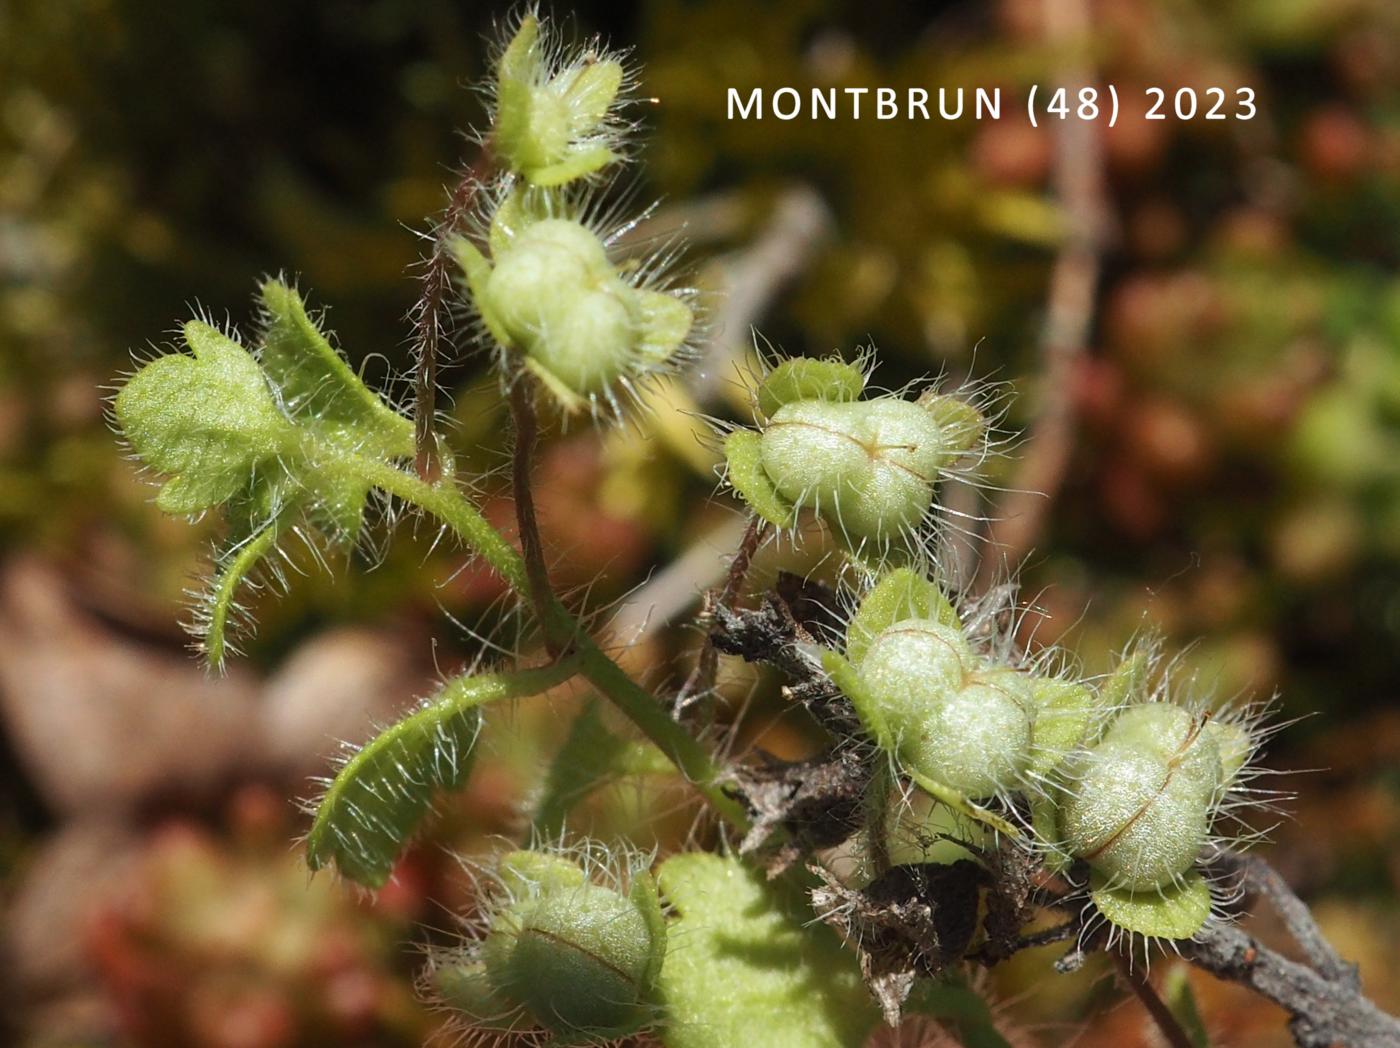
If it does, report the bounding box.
[455,209,692,412]
[1059,704,1245,892]
[724,356,986,554]
[431,849,666,1039]
[854,617,1036,800]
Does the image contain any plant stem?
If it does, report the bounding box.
[346,452,747,828]
[1112,951,1198,1048]
[352,454,529,593]
[677,515,769,715]
[412,154,493,481]
[507,373,562,655]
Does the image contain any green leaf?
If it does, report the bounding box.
[636,290,694,363]
[846,567,960,666]
[1029,795,1073,874]
[821,649,891,748]
[493,16,539,168]
[116,321,291,514]
[1028,677,1099,776]
[722,430,800,526]
[757,357,865,418]
[656,853,878,1048]
[561,59,623,134]
[1162,963,1212,1048]
[531,700,674,838]
[487,186,548,258]
[258,280,411,458]
[257,281,412,541]
[432,962,526,1032]
[1090,868,1212,940]
[724,430,795,527]
[918,391,987,454]
[497,12,539,88]
[200,515,284,671]
[451,237,513,351]
[528,145,616,187]
[1101,649,1150,710]
[630,871,668,1000]
[307,662,577,887]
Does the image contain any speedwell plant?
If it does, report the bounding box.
[109,11,1384,1048]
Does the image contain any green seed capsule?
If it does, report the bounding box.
[456,214,692,412]
[434,850,665,1039]
[760,399,952,545]
[1059,704,1233,891]
[857,618,971,705]
[855,619,1034,800]
[486,220,631,392]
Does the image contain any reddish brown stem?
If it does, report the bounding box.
[1112,951,1197,1048]
[412,154,493,481]
[507,374,560,655]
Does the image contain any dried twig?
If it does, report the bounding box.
[1225,851,1359,989]
[1166,851,1396,1047]
[973,0,1111,593]
[709,595,858,735]
[1183,919,1400,1047]
[675,516,769,716]
[689,186,831,402]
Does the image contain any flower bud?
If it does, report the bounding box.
[491,14,628,186]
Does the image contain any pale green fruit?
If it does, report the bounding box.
[901,669,1036,800]
[855,620,1034,799]
[499,882,655,1034]
[440,850,665,1039]
[856,618,971,710]
[759,397,959,545]
[1059,704,1230,891]
[457,216,692,410]
[486,219,632,393]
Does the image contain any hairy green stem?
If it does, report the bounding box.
[205,519,281,668]
[345,452,746,827]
